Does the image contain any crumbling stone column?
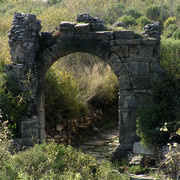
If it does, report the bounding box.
[7,13,42,146]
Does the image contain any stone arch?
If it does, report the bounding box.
[38,36,130,143]
[6,13,161,158]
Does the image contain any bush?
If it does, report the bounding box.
[128,165,148,175]
[175,5,180,18]
[146,5,170,24]
[0,72,29,136]
[164,17,176,30]
[0,142,130,179]
[136,16,151,28]
[124,7,142,19]
[103,3,124,24]
[48,0,62,5]
[136,73,180,148]
[117,15,136,27]
[136,38,180,148]
[146,5,161,20]
[45,66,86,127]
[164,24,178,38]
[173,29,180,40]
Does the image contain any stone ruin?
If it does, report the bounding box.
[5,12,161,160]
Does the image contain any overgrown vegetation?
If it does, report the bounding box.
[0,116,129,179]
[0,0,180,178]
[136,38,180,148]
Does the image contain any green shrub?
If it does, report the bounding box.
[175,5,180,18]
[136,16,151,27]
[45,67,86,127]
[164,24,178,38]
[128,165,148,174]
[164,17,176,30]
[124,7,142,19]
[146,5,161,20]
[0,142,130,179]
[146,5,170,24]
[0,72,29,136]
[103,3,124,24]
[48,0,62,5]
[136,74,180,147]
[117,15,136,27]
[136,38,180,148]
[161,38,180,76]
[173,29,180,40]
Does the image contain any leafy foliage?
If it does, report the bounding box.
[164,16,176,30]
[136,16,151,28]
[124,7,142,19]
[0,141,130,179]
[136,38,180,148]
[0,73,29,136]
[117,15,136,26]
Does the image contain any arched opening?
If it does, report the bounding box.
[43,52,119,146]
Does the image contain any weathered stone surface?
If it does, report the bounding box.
[115,39,142,45]
[110,45,129,57]
[75,23,90,33]
[112,21,126,28]
[59,21,76,32]
[118,75,131,90]
[95,31,114,41]
[133,142,155,155]
[21,120,38,138]
[130,62,150,76]
[114,31,134,39]
[130,77,151,89]
[56,124,63,131]
[76,13,105,31]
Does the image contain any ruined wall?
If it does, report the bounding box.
[7,13,161,157]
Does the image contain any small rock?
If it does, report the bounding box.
[133,142,155,156]
[56,124,63,131]
[129,155,144,166]
[93,127,99,132]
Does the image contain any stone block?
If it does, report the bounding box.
[124,95,139,108]
[75,23,90,33]
[114,31,134,39]
[130,77,151,89]
[115,39,142,45]
[59,21,76,32]
[142,38,157,45]
[133,142,155,155]
[130,62,150,76]
[129,45,140,56]
[21,120,38,138]
[59,32,74,40]
[110,45,129,57]
[118,75,131,90]
[95,31,114,41]
[125,57,153,62]
[138,45,155,57]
